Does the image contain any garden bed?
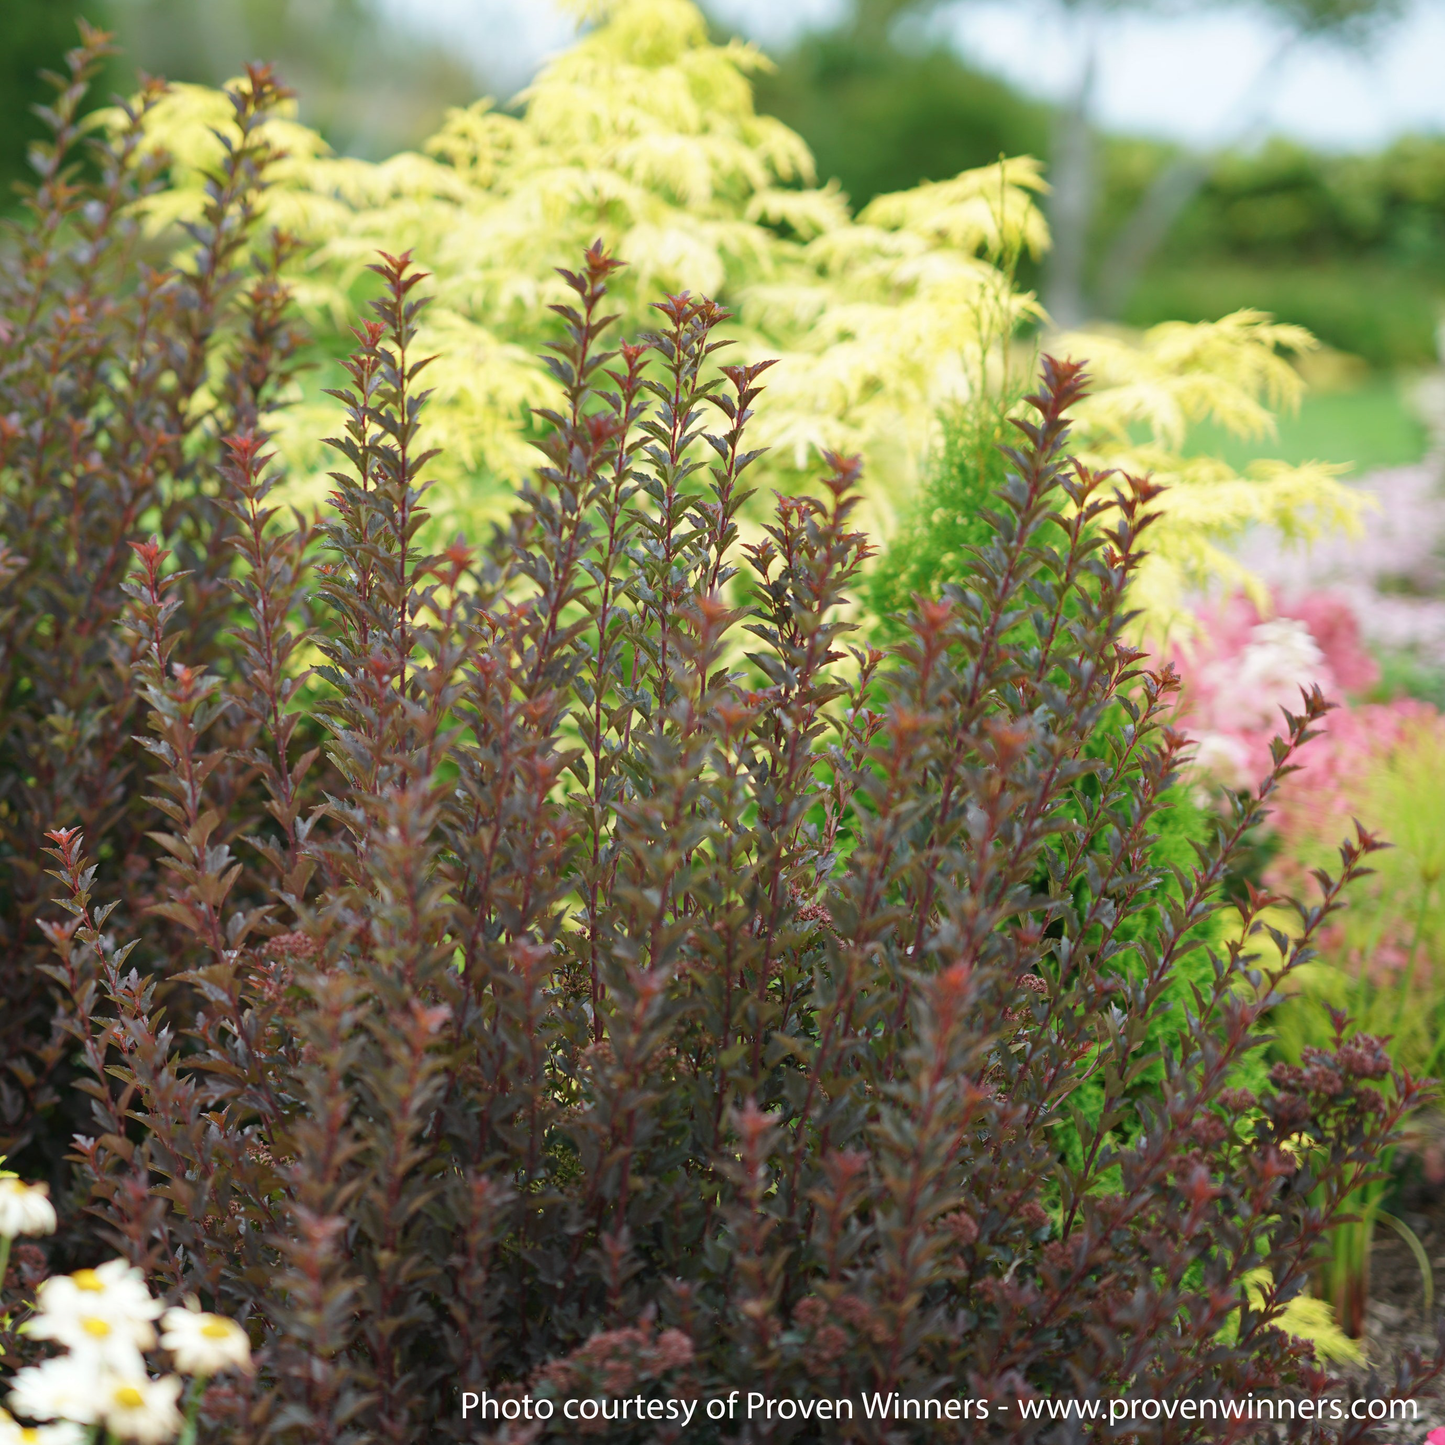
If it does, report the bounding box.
[1345,1168,1445,1438]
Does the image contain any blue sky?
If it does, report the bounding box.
[380,0,1445,152]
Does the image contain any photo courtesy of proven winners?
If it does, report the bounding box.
[4,1,1445,1441]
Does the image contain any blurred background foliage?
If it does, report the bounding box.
[0,0,1436,575]
[1106,134,1445,368]
[2,0,478,173]
[6,0,1441,376]
[99,0,1363,641]
[0,0,113,198]
[750,26,1050,223]
[749,0,1445,371]
[113,0,477,159]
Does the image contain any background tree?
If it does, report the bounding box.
[1119,132,1445,366]
[106,0,476,159]
[1095,0,1409,318]
[749,0,1048,213]
[740,0,1411,326]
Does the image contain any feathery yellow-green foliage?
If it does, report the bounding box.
[121,0,1043,544]
[1056,313,1362,633]
[116,0,1360,629]
[1232,1270,1364,1366]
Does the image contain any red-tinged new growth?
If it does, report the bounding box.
[0,33,309,1259]
[6,229,1436,1445]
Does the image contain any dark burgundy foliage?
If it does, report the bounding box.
[1,29,1440,1445]
[0,32,308,1177]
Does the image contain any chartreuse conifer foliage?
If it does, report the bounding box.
[2,31,1437,1445]
[117,0,1358,631]
[1052,313,1361,632]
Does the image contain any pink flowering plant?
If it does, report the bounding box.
[1172,587,1445,1336]
[1169,591,1384,795]
[1170,586,1445,1085]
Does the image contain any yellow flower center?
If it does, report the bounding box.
[201,1320,233,1339]
[81,1316,112,1338]
[72,1269,105,1292]
[113,1385,145,1409]
[21,1429,39,1444]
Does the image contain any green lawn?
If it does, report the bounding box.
[1183,377,1427,477]
[1125,260,1443,370]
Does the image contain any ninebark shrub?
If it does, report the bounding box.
[1,32,1438,1445]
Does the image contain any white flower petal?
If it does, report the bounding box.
[6,1358,102,1427]
[159,1306,253,1376]
[0,1179,57,1239]
[100,1374,183,1445]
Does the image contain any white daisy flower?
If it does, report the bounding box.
[0,1178,57,1239]
[159,1305,253,1376]
[0,1410,89,1445]
[30,1260,162,1357]
[29,1317,148,1375]
[99,1375,183,1445]
[6,1357,102,1426]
